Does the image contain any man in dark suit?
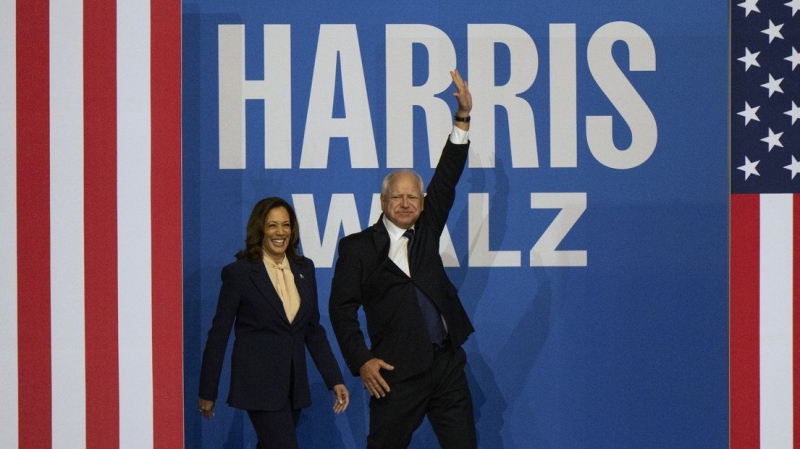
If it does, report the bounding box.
[329,70,476,449]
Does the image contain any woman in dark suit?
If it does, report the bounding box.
[198,197,349,449]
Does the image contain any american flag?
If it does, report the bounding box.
[731,1,800,448]
[0,1,183,448]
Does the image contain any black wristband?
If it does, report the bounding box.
[454,115,470,123]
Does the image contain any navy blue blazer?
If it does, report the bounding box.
[199,256,343,411]
[329,139,475,383]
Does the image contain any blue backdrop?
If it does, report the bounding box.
[182,1,729,447]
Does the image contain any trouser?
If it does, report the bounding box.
[247,403,301,449]
[367,343,477,449]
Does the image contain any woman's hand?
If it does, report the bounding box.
[332,384,350,414]
[198,398,215,420]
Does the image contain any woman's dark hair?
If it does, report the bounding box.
[235,197,302,262]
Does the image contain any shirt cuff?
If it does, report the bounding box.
[449,125,469,145]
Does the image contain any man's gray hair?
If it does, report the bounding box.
[381,170,424,196]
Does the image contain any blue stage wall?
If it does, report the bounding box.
[182,1,729,447]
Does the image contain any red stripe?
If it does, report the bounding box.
[794,194,799,447]
[83,1,120,447]
[150,1,184,447]
[730,194,761,449]
[16,1,52,447]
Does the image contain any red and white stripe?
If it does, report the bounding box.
[731,193,800,449]
[0,1,183,447]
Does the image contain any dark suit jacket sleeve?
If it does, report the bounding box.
[198,264,241,401]
[424,138,469,234]
[301,259,345,389]
[329,237,374,376]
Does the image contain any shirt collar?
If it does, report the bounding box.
[382,215,414,241]
[262,252,288,269]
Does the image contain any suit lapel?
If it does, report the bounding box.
[248,260,292,325]
[288,258,311,325]
[406,214,427,275]
[372,215,406,277]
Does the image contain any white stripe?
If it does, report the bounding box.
[760,193,794,449]
[0,1,19,447]
[117,1,154,447]
[49,2,86,448]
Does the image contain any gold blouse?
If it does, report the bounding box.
[262,254,301,323]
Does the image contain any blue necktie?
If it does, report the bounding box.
[404,229,447,345]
